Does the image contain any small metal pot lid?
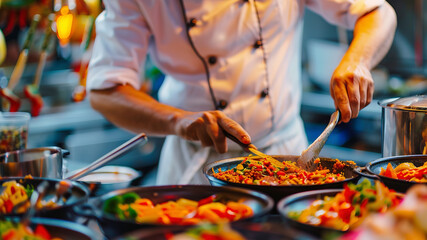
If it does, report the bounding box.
[379,95,427,111]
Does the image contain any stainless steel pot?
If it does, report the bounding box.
[379,95,427,157]
[0,146,68,178]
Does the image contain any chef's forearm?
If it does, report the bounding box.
[89,84,184,136]
[343,2,397,69]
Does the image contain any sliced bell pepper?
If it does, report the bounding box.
[35,224,51,240]
[198,195,216,206]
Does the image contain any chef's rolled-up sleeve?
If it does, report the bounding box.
[306,0,385,29]
[87,0,151,90]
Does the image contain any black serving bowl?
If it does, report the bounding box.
[73,185,274,239]
[115,221,317,240]
[0,177,89,221]
[277,189,344,237]
[358,154,427,193]
[3,217,100,240]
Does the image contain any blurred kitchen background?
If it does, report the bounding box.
[0,0,425,184]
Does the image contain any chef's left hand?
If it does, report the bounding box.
[330,61,374,123]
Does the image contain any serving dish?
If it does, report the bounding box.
[359,154,427,192]
[73,185,274,239]
[0,177,89,221]
[204,155,361,203]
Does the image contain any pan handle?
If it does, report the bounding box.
[61,148,70,157]
[72,203,103,220]
[353,166,380,180]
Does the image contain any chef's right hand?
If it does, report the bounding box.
[174,110,251,153]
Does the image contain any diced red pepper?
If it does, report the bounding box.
[343,184,356,203]
[35,224,51,240]
[338,202,354,223]
[4,199,13,213]
[198,195,216,206]
[2,229,17,240]
[200,233,220,240]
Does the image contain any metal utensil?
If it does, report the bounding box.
[223,131,286,168]
[223,131,256,152]
[21,180,49,226]
[49,179,72,205]
[297,110,340,172]
[66,133,147,181]
[0,14,40,112]
[24,13,55,117]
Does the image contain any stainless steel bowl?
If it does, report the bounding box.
[0,147,68,178]
[76,165,142,196]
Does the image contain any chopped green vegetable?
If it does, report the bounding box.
[103,196,122,214]
[25,184,35,197]
[122,192,140,204]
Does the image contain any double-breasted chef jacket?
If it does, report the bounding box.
[87,0,384,185]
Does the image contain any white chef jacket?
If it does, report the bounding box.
[87,0,384,185]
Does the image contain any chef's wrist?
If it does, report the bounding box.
[169,110,189,136]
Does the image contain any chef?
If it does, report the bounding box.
[87,0,396,185]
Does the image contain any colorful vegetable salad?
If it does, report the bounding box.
[340,184,427,240]
[103,193,253,225]
[380,162,427,182]
[213,157,350,185]
[288,180,402,231]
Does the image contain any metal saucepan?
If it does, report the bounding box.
[0,177,90,221]
[276,189,344,237]
[4,217,101,240]
[0,146,68,178]
[203,155,361,203]
[379,96,427,157]
[356,154,427,193]
[0,133,147,195]
[73,185,274,239]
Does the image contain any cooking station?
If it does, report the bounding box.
[0,0,426,239]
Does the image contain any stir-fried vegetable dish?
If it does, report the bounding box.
[288,180,402,231]
[103,193,253,225]
[0,220,62,240]
[340,184,427,240]
[0,180,56,214]
[213,156,351,185]
[165,224,246,240]
[380,162,427,182]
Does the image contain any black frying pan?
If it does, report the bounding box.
[204,155,361,203]
[0,177,90,221]
[276,189,345,237]
[4,217,100,239]
[357,154,427,193]
[73,185,274,239]
[115,221,316,240]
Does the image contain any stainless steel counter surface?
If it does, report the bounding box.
[28,99,109,135]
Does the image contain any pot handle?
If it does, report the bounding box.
[61,148,70,157]
[72,203,103,220]
[354,166,380,180]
